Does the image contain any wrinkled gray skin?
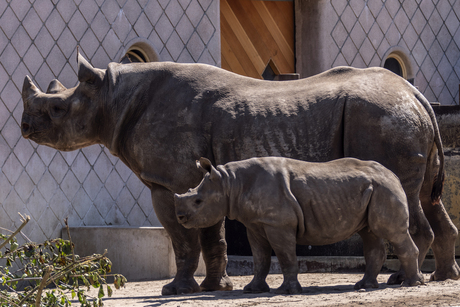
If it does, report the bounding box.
[21,53,459,295]
[175,157,425,293]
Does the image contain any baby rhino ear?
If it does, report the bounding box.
[196,157,222,181]
[197,157,213,174]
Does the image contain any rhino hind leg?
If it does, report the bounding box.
[264,227,302,295]
[387,230,424,287]
[354,228,385,290]
[387,195,433,285]
[243,228,272,293]
[418,143,460,281]
[419,198,460,281]
[367,193,424,287]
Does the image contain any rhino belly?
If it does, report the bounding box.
[294,183,371,246]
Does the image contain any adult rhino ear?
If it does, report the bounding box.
[22,76,41,102]
[77,52,102,84]
[46,79,67,94]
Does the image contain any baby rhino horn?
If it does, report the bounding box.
[46,79,67,94]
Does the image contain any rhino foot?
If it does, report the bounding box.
[200,275,233,292]
[430,262,460,281]
[354,278,379,290]
[387,270,405,285]
[274,280,302,294]
[243,280,270,293]
[402,273,424,287]
[161,278,201,295]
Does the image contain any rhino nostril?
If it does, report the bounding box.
[21,122,32,136]
[177,214,188,223]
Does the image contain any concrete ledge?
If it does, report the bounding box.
[62,227,205,281]
[62,227,458,281]
[227,256,451,276]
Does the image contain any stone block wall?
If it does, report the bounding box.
[0,0,220,243]
[433,105,460,254]
[296,0,460,105]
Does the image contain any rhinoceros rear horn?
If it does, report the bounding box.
[46,79,67,94]
[22,76,41,101]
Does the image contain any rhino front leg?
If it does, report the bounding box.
[199,218,233,292]
[150,186,201,295]
[243,228,272,293]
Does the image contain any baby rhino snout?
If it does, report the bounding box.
[176,212,188,224]
[174,193,190,225]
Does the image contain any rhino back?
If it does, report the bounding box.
[104,63,432,194]
[208,66,430,167]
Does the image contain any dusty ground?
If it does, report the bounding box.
[81,273,460,306]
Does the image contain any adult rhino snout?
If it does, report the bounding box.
[21,115,34,138]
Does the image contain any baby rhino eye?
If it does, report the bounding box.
[194,199,202,206]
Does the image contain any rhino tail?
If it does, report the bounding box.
[414,90,444,205]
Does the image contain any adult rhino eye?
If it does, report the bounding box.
[194,199,203,206]
[50,105,66,118]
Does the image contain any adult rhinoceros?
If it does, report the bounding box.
[21,53,459,295]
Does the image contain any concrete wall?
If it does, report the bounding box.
[0,0,220,244]
[61,227,206,281]
[296,0,460,105]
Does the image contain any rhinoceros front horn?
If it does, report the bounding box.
[77,52,97,83]
[46,79,67,94]
[22,76,41,102]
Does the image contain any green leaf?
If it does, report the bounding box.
[10,242,18,252]
[98,285,104,299]
[107,285,113,297]
[81,276,90,289]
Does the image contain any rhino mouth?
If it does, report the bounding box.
[176,213,196,229]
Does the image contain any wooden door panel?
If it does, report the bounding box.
[221,0,295,79]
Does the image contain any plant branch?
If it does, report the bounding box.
[34,266,52,307]
[64,218,75,263]
[0,214,30,250]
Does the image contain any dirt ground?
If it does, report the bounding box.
[81,273,460,306]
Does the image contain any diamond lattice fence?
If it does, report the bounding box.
[324,0,460,105]
[0,0,220,243]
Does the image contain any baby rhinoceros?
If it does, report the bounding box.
[174,157,424,294]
